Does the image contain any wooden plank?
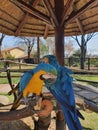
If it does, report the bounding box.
[92,97,98,104]
[73,82,98,93]
[74,87,82,92]
[76,90,98,100]
[75,95,98,113]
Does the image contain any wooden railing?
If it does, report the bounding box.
[64,57,98,70]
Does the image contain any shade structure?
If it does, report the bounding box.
[0,0,98,38]
[0,1,98,128]
[0,0,98,66]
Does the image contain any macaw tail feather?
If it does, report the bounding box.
[10,93,23,111]
[76,109,85,120]
[62,106,83,130]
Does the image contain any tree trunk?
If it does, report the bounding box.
[80,36,85,69]
[28,46,31,63]
[80,46,85,69]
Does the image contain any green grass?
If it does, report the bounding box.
[73,74,98,81]
[73,74,98,87]
[0,77,20,84]
[0,72,21,84]
[80,110,98,130]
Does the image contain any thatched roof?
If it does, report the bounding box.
[0,0,98,38]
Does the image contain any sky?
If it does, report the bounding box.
[1,33,98,55]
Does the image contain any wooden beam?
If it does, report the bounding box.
[44,25,49,39]
[15,0,40,35]
[15,13,29,36]
[15,0,39,36]
[32,0,40,6]
[76,18,84,35]
[61,0,74,26]
[54,0,65,66]
[10,0,51,25]
[42,0,59,27]
[64,0,98,26]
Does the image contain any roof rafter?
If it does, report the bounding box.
[42,0,59,27]
[61,0,74,26]
[15,0,40,36]
[15,13,29,36]
[44,25,49,39]
[64,0,98,26]
[32,0,40,6]
[76,18,84,35]
[10,0,51,25]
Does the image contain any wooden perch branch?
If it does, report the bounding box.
[0,107,35,121]
[0,97,53,121]
[0,101,37,121]
[0,92,97,121]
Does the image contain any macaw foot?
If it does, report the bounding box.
[34,96,42,111]
[21,97,29,106]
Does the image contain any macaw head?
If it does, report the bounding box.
[43,55,60,69]
[37,63,57,84]
[34,63,57,76]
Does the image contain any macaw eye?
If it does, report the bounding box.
[44,57,49,63]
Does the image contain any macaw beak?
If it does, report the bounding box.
[42,73,57,80]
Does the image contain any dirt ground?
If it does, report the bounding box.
[0,84,56,130]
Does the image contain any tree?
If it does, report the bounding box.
[64,38,74,58]
[0,33,5,58]
[17,37,36,60]
[72,33,96,69]
[46,37,55,55]
[40,43,49,57]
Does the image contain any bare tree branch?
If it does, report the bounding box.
[0,34,5,57]
[86,33,95,42]
[72,36,81,47]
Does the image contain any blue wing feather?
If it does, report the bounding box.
[43,55,83,130]
[19,71,33,93]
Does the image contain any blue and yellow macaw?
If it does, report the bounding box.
[43,55,84,130]
[10,63,57,111]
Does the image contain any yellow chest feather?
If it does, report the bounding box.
[23,70,47,97]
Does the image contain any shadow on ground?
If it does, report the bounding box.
[0,120,31,130]
[83,126,92,130]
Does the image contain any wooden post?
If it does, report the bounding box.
[88,58,90,70]
[37,37,40,63]
[55,27,64,66]
[54,0,66,130]
[54,0,65,66]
